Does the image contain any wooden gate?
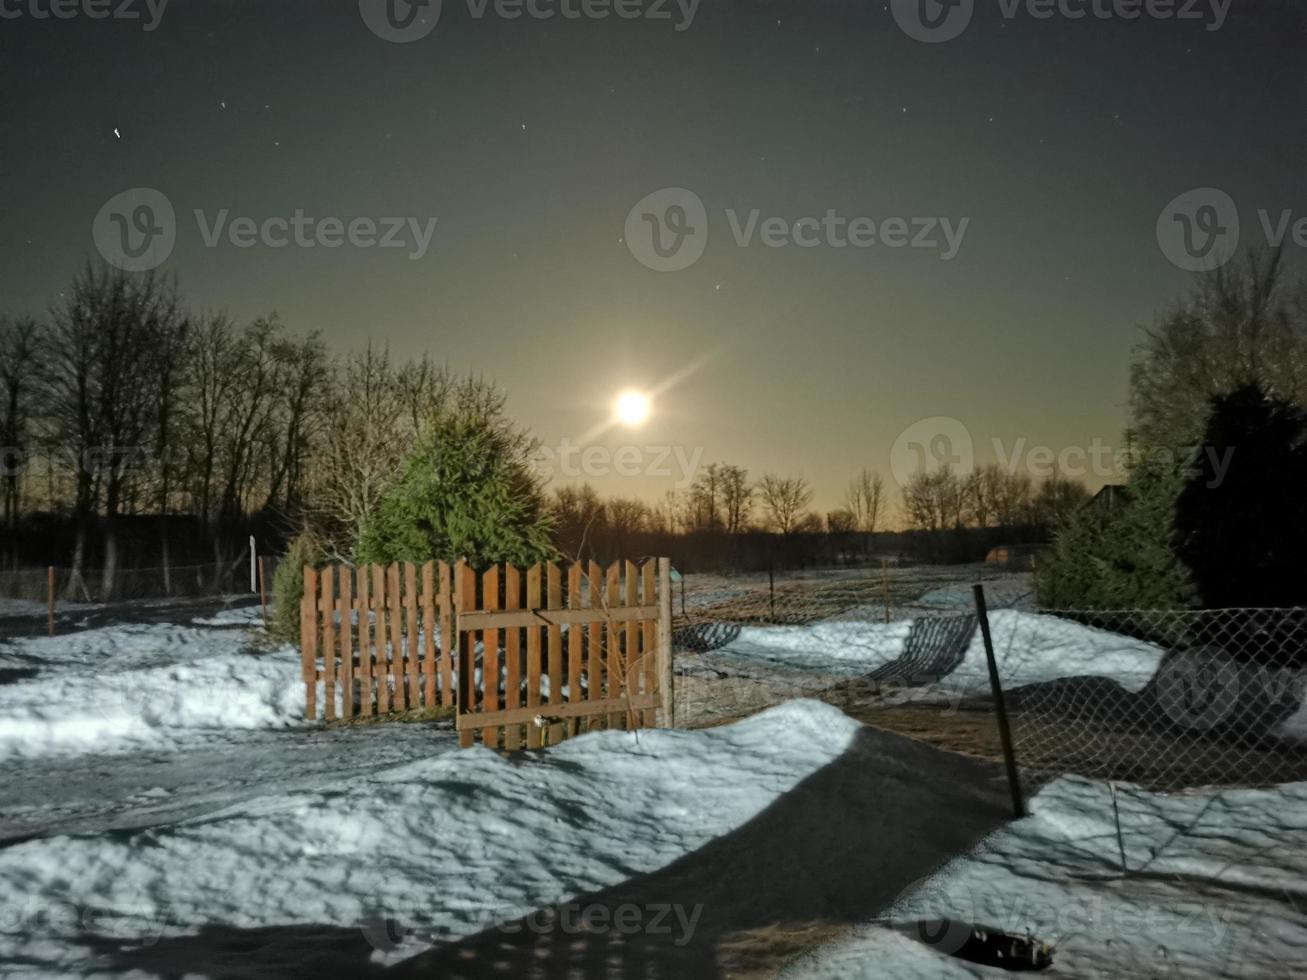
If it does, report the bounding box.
[454,558,673,749]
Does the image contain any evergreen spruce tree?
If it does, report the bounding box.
[356,414,556,569]
[1033,457,1193,611]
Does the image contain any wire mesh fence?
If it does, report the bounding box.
[1003,608,1307,791]
[668,569,1307,796]
[0,556,278,642]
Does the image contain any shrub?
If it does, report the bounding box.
[268,531,325,645]
[1034,459,1194,611]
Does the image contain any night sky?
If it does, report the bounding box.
[2,0,1304,509]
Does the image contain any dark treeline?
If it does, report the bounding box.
[556,525,1047,574]
[548,469,1076,572]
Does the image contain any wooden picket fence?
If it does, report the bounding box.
[300,561,455,721]
[300,558,673,750]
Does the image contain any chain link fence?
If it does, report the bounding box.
[1003,608,1307,791]
[669,568,1307,795]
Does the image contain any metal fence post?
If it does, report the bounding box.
[973,583,1026,818]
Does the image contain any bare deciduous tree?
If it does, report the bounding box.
[47,263,186,595]
[844,468,885,534]
[720,464,752,533]
[0,316,41,543]
[901,465,965,532]
[757,473,813,535]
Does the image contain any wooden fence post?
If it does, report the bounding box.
[301,565,318,720]
[657,557,674,729]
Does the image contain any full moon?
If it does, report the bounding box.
[613,389,652,428]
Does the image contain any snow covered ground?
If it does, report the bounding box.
[2,597,1305,978]
[0,608,306,761]
[0,700,867,978]
[784,775,1307,978]
[689,610,1162,693]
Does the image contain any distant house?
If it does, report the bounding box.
[1088,484,1131,525]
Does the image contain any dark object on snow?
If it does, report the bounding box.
[900,920,1055,971]
[953,925,1054,971]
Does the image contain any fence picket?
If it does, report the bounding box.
[340,566,354,720]
[481,566,501,748]
[641,561,657,727]
[439,562,453,707]
[567,562,583,730]
[546,562,563,743]
[357,567,373,717]
[386,563,404,712]
[606,562,622,729]
[624,560,639,730]
[301,566,317,721]
[525,564,543,749]
[503,564,522,750]
[456,561,474,748]
[421,562,436,709]
[372,565,389,714]
[404,562,420,709]
[321,566,337,722]
[586,561,603,731]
